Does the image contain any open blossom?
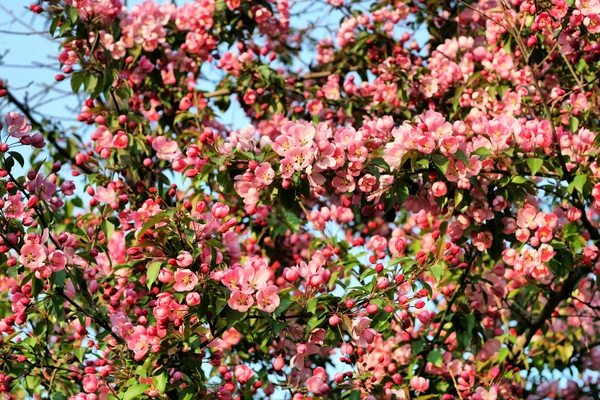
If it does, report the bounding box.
[256,285,280,312]
[228,290,254,312]
[4,112,32,138]
[173,269,198,292]
[4,193,26,219]
[152,136,181,160]
[234,365,253,384]
[127,327,160,361]
[473,386,498,400]
[2,0,600,396]
[94,186,116,204]
[48,250,67,272]
[20,242,47,269]
[290,342,320,369]
[351,317,377,347]
[410,376,430,392]
[26,174,57,202]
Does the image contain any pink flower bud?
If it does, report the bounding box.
[329,315,341,326]
[273,356,285,371]
[211,202,230,219]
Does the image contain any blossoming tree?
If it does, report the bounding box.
[1,0,600,398]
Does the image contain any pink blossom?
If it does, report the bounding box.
[173,269,198,292]
[410,376,430,392]
[432,181,447,197]
[82,374,98,393]
[290,342,320,369]
[211,202,230,219]
[306,375,329,395]
[4,112,32,138]
[4,193,26,219]
[256,285,280,312]
[176,251,193,267]
[26,174,57,202]
[152,136,181,161]
[234,365,253,384]
[228,290,254,312]
[113,131,129,148]
[254,162,275,185]
[48,250,67,272]
[351,317,377,347]
[20,242,47,269]
[94,186,116,204]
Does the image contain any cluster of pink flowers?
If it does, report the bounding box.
[308,204,354,230]
[3,112,45,148]
[64,0,122,22]
[213,256,280,313]
[502,205,560,281]
[111,308,163,360]
[283,251,332,291]
[100,0,216,59]
[19,232,68,278]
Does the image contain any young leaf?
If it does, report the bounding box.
[573,174,587,194]
[432,154,449,175]
[430,263,443,283]
[526,158,543,176]
[152,370,168,395]
[146,261,162,289]
[121,384,151,400]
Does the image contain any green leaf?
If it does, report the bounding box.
[369,158,390,172]
[146,261,162,289]
[498,347,509,363]
[137,212,168,239]
[432,154,449,175]
[32,277,44,298]
[359,267,377,282]
[569,116,579,133]
[121,384,151,400]
[225,307,246,329]
[348,391,361,400]
[526,158,543,176]
[49,15,61,36]
[306,298,318,315]
[389,257,412,267]
[180,388,194,400]
[573,174,587,194]
[274,298,294,317]
[73,347,86,362]
[511,176,527,184]
[411,339,425,355]
[455,189,464,207]
[68,7,79,24]
[102,219,115,242]
[59,20,71,36]
[174,111,193,125]
[472,147,491,159]
[84,74,99,94]
[283,210,302,232]
[457,331,472,348]
[430,263,444,282]
[427,349,443,367]
[8,152,24,168]
[152,370,168,395]
[52,270,67,288]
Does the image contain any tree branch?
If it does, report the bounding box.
[3,88,93,174]
[202,70,333,98]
